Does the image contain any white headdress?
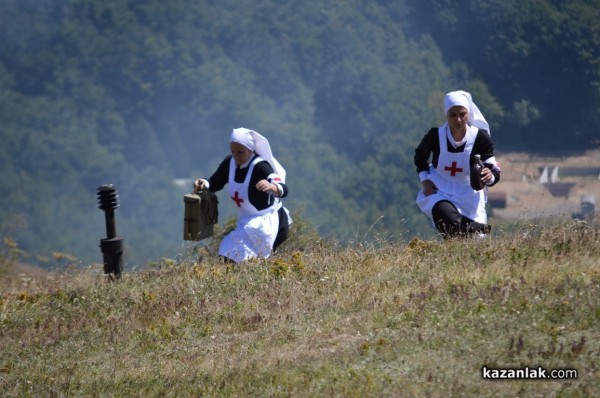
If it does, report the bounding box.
[444,90,490,134]
[230,127,286,182]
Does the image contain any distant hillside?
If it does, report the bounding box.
[1,0,599,268]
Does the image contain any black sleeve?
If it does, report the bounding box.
[472,130,494,161]
[472,130,501,186]
[414,128,439,173]
[250,160,289,198]
[206,155,232,193]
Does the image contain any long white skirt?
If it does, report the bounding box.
[218,208,279,262]
[416,168,487,226]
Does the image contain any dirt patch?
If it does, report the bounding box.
[490,149,600,220]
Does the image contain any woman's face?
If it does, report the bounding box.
[446,106,469,132]
[230,141,254,166]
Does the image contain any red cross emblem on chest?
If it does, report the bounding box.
[231,191,245,207]
[444,161,463,176]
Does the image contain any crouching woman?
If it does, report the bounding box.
[194,127,291,262]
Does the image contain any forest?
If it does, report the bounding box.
[1,0,599,267]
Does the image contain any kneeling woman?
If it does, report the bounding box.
[194,128,291,262]
[414,90,501,238]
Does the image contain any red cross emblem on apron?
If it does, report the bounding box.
[444,161,463,176]
[231,191,244,207]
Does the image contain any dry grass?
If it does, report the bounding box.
[1,218,599,397]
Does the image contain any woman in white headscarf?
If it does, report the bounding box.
[194,128,291,262]
[414,90,501,238]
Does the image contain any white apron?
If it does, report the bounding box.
[416,125,487,225]
[219,156,282,262]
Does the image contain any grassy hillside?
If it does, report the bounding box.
[1,219,599,397]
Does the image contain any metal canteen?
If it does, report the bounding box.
[470,154,486,191]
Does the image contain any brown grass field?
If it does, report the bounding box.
[1,215,599,397]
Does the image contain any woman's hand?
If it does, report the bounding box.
[194,179,207,193]
[256,179,279,196]
[481,168,494,185]
[422,180,437,196]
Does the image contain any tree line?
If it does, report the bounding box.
[1,0,598,266]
